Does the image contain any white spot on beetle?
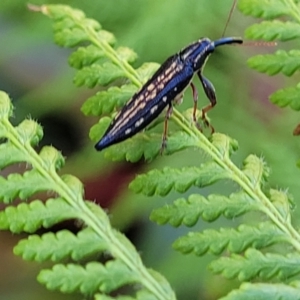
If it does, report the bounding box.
[162,96,167,102]
[125,128,131,135]
[135,118,144,127]
[151,105,158,114]
[174,87,178,91]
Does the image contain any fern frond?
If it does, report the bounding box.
[14,228,108,262]
[269,84,300,110]
[0,88,175,300]
[173,222,287,255]
[248,50,300,76]
[130,163,231,196]
[81,84,138,116]
[150,192,258,226]
[38,261,140,294]
[210,248,300,281]
[245,21,300,41]
[0,199,78,233]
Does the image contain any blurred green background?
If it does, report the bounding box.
[0,1,299,299]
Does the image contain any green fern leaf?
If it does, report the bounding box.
[248,50,300,76]
[245,21,300,41]
[69,45,105,69]
[0,169,56,202]
[210,248,300,281]
[269,189,292,221]
[103,133,162,162]
[242,155,269,188]
[69,45,135,71]
[17,120,43,146]
[136,62,160,83]
[0,143,29,168]
[173,222,286,255]
[89,116,111,139]
[270,84,300,110]
[54,27,92,47]
[238,0,293,18]
[50,8,102,47]
[103,131,199,162]
[74,62,126,88]
[2,119,43,147]
[38,260,139,294]
[221,282,300,300]
[0,198,78,233]
[81,84,137,116]
[130,163,231,196]
[97,30,116,45]
[116,47,138,63]
[210,133,239,158]
[90,115,199,161]
[14,228,108,262]
[150,192,259,226]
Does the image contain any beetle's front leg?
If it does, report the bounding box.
[197,71,217,133]
[160,103,173,155]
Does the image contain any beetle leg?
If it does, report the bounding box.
[160,104,173,155]
[197,71,217,133]
[174,92,184,105]
[190,82,202,132]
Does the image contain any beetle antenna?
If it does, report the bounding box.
[222,0,238,37]
[221,0,277,48]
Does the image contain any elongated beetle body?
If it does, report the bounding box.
[95,37,243,152]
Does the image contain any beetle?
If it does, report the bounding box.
[95,36,243,152]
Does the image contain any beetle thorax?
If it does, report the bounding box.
[179,37,215,72]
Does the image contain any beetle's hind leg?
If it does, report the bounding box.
[160,104,173,155]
